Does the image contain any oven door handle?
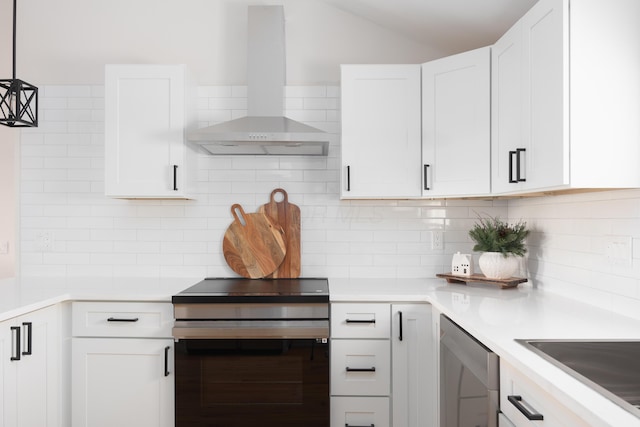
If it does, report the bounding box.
[172,320,329,340]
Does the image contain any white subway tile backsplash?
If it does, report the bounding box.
[208,97,247,110]
[21,83,640,321]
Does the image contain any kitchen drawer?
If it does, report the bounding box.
[331,303,391,339]
[71,301,173,338]
[331,339,391,396]
[331,396,390,427]
[500,359,589,427]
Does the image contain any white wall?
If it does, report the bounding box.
[9,0,443,85]
[18,84,507,279]
[0,0,17,278]
[0,128,17,278]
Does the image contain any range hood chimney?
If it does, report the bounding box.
[188,6,329,156]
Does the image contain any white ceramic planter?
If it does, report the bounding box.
[478,252,519,279]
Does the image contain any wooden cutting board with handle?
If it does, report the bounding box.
[222,204,286,279]
[258,188,301,278]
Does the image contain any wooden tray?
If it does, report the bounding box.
[436,273,527,289]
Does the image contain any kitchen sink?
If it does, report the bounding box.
[517,339,640,417]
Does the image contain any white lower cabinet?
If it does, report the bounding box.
[71,302,174,427]
[331,396,391,427]
[500,359,589,426]
[71,338,174,427]
[391,304,435,427]
[0,304,60,427]
[330,302,433,427]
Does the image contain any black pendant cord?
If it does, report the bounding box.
[13,0,17,80]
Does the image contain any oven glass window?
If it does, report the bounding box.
[175,339,329,427]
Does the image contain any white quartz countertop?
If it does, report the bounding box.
[0,276,197,321]
[2,275,640,426]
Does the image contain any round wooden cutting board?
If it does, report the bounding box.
[222,204,287,279]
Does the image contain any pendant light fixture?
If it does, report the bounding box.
[0,0,38,128]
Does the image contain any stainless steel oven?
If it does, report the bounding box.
[172,278,330,427]
[440,314,499,427]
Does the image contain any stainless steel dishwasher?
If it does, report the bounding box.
[440,314,499,427]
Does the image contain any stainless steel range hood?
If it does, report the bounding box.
[188,6,329,156]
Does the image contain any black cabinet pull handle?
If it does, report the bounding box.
[508,395,544,421]
[22,322,32,356]
[345,424,374,427]
[509,150,517,183]
[346,367,376,372]
[398,311,403,341]
[346,165,351,191]
[10,326,21,361]
[516,148,526,182]
[423,164,430,190]
[164,346,171,377]
[107,317,139,322]
[173,165,178,191]
[345,319,375,324]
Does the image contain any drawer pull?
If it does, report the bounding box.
[107,317,140,322]
[345,319,375,324]
[346,367,376,372]
[345,424,374,427]
[507,395,544,421]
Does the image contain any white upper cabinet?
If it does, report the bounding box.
[422,47,491,197]
[492,0,640,194]
[491,20,525,194]
[341,65,422,199]
[105,64,196,199]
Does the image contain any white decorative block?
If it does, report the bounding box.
[451,252,473,276]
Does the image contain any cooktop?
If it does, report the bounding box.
[172,277,329,304]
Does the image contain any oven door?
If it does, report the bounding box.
[175,338,329,427]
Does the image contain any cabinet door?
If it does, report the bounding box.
[341,65,422,199]
[105,65,194,199]
[521,0,568,190]
[391,304,434,427]
[0,305,60,427]
[72,338,174,427]
[422,47,491,197]
[491,20,526,194]
[0,319,18,427]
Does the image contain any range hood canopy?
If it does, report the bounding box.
[188,6,329,156]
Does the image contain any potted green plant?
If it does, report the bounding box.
[468,215,529,279]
